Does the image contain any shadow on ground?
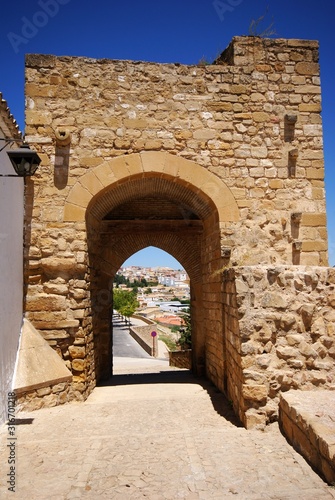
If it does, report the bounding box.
[100,369,242,427]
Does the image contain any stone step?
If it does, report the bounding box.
[279,389,335,484]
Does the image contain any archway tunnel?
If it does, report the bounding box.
[85,172,226,390]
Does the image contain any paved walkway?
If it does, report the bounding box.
[1,361,335,499]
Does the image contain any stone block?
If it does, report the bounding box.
[242,384,268,403]
[72,359,85,372]
[301,240,327,252]
[252,112,269,122]
[295,62,319,75]
[63,203,86,222]
[301,213,326,227]
[26,294,67,311]
[67,183,92,208]
[69,346,86,359]
[193,129,216,140]
[124,118,148,129]
[299,103,321,113]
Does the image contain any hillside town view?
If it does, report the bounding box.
[113,265,190,349]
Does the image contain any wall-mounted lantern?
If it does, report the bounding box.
[0,138,41,177]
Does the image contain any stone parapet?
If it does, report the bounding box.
[129,325,157,356]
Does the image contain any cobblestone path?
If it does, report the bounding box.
[1,369,334,499]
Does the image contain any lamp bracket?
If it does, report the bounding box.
[0,137,22,152]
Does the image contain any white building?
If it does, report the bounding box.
[0,94,23,425]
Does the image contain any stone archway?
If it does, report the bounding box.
[62,152,239,389]
[63,152,239,223]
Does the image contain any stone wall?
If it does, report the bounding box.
[169,350,192,370]
[129,325,156,356]
[25,36,327,269]
[22,36,331,425]
[224,266,335,428]
[15,381,73,412]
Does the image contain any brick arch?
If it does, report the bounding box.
[100,233,202,284]
[63,152,239,223]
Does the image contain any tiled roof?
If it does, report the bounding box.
[0,92,22,140]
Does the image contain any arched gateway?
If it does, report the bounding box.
[21,37,335,428]
[64,152,239,384]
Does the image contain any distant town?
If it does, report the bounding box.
[114,265,190,328]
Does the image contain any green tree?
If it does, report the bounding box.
[113,274,130,287]
[177,307,192,349]
[113,289,139,324]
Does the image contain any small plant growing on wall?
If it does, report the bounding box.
[248,7,276,38]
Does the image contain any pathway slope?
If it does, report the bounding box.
[1,367,335,499]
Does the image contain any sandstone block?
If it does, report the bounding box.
[41,330,70,340]
[230,84,247,94]
[242,384,268,403]
[276,346,300,360]
[252,112,269,122]
[301,240,327,251]
[301,213,326,227]
[261,292,288,309]
[299,341,318,359]
[295,62,319,75]
[124,118,148,129]
[41,257,86,278]
[286,334,305,346]
[26,110,50,125]
[295,85,321,94]
[72,359,85,372]
[69,346,86,359]
[299,103,321,113]
[36,386,52,397]
[303,124,323,136]
[43,283,68,295]
[51,382,68,393]
[193,129,216,140]
[26,294,67,311]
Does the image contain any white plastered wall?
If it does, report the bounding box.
[0,127,23,425]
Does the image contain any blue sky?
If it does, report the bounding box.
[1,0,334,269]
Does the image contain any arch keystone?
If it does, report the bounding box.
[163,153,182,178]
[140,151,167,174]
[124,153,142,176]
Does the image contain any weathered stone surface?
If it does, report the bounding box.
[68,346,86,359]
[72,359,85,371]
[224,266,335,427]
[23,36,330,430]
[242,384,268,402]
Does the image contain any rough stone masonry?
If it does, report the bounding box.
[20,36,334,428]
